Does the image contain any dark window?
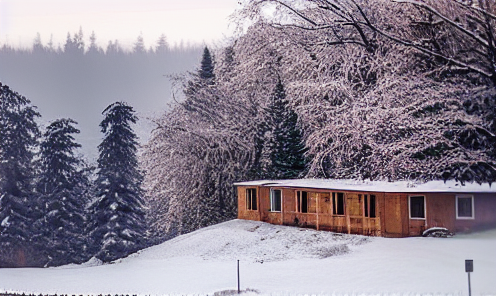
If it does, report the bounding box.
[365,194,376,218]
[370,195,376,218]
[296,191,308,213]
[246,188,257,211]
[364,194,368,217]
[457,196,473,218]
[270,189,282,212]
[333,192,345,215]
[410,196,425,219]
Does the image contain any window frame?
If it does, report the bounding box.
[295,190,308,213]
[270,188,282,212]
[408,195,426,220]
[365,194,377,218]
[456,195,475,220]
[246,188,257,211]
[332,192,345,216]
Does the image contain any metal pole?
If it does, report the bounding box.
[237,259,240,294]
[468,272,471,296]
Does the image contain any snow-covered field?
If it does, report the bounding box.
[1,219,495,296]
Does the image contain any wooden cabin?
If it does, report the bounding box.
[234,179,496,237]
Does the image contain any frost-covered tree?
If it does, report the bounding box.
[38,119,81,193]
[0,82,41,267]
[143,0,496,241]
[35,118,88,266]
[236,0,496,183]
[88,102,146,262]
[262,79,306,179]
[143,46,254,237]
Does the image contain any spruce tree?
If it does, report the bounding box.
[199,46,215,83]
[183,46,216,116]
[88,102,146,262]
[36,118,88,266]
[0,82,41,267]
[263,79,306,179]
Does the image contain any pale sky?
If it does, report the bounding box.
[0,0,240,49]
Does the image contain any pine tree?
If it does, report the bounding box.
[0,82,41,267]
[183,46,217,118]
[36,118,88,266]
[263,79,306,179]
[155,34,169,54]
[88,102,146,262]
[199,46,215,83]
[133,34,146,54]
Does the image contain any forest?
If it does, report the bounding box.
[1,0,496,267]
[0,29,202,160]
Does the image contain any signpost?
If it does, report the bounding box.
[465,259,473,296]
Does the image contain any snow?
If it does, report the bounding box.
[234,179,496,193]
[422,227,451,236]
[0,219,495,295]
[1,216,9,227]
[110,202,118,211]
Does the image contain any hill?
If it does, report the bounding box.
[0,219,495,295]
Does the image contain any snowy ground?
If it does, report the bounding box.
[1,219,495,296]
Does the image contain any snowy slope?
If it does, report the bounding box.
[0,219,495,295]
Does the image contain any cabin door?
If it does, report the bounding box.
[346,193,363,234]
[385,194,402,235]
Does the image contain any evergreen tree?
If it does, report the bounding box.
[263,79,306,179]
[88,102,146,262]
[73,27,85,53]
[133,34,146,54]
[0,82,41,267]
[36,118,88,266]
[183,46,217,118]
[199,46,215,83]
[63,33,75,53]
[87,31,103,55]
[155,34,169,54]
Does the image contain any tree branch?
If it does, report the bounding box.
[393,0,490,48]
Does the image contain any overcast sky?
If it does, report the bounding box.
[0,0,240,49]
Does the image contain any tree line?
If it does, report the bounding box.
[2,27,197,54]
[0,28,203,161]
[0,82,145,267]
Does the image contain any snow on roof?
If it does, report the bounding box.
[233,179,496,193]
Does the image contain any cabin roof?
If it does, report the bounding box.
[233,179,496,194]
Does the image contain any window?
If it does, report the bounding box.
[409,195,425,219]
[296,191,308,213]
[270,189,282,212]
[365,194,376,218]
[332,192,345,215]
[456,195,474,219]
[246,188,257,211]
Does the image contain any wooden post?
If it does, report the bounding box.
[346,193,351,234]
[281,189,284,225]
[316,193,320,230]
[237,259,240,294]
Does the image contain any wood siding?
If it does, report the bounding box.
[454,193,496,232]
[237,185,496,237]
